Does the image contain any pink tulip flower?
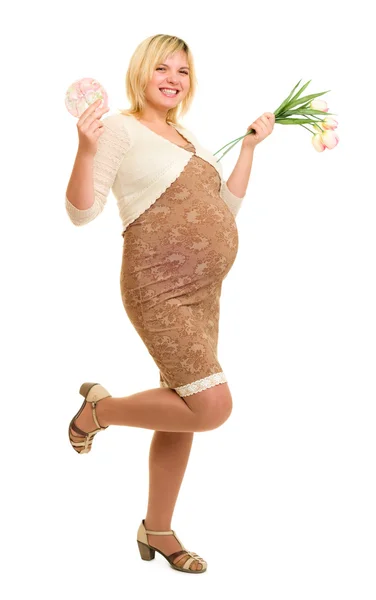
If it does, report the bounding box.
[321,130,339,149]
[321,117,338,130]
[312,133,326,152]
[312,130,340,151]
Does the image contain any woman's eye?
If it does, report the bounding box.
[157,67,188,74]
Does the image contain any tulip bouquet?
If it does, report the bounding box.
[214,79,339,161]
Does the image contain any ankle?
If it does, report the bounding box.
[95,396,112,428]
[144,517,172,532]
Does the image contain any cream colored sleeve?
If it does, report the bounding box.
[215,158,245,218]
[65,116,131,226]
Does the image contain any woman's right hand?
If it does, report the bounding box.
[77,98,110,156]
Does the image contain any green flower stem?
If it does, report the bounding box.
[300,123,317,135]
[213,134,250,155]
[214,131,255,161]
[306,114,323,123]
[213,130,255,157]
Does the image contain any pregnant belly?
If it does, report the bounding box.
[122,195,238,288]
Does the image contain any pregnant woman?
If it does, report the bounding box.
[66,34,275,574]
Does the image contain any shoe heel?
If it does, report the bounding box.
[79,382,98,397]
[137,541,155,561]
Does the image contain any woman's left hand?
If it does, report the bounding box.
[241,112,276,150]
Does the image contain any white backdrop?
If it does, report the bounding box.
[1,0,375,598]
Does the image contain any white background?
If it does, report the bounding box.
[1,0,375,598]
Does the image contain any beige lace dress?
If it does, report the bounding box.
[120,140,239,397]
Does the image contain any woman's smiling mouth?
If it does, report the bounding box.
[159,88,180,97]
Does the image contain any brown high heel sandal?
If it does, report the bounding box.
[68,382,111,454]
[137,519,207,574]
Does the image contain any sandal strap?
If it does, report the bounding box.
[144,524,185,548]
[168,550,206,570]
[91,400,109,430]
[92,402,102,429]
[168,550,190,561]
[144,527,174,535]
[70,421,88,436]
[183,555,204,570]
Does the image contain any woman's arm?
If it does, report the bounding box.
[226,146,254,199]
[66,149,95,211]
[226,112,275,199]
[65,117,131,226]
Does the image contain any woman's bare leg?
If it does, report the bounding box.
[73,384,232,434]
[71,384,232,571]
[143,431,203,569]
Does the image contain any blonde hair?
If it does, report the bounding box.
[116,34,197,127]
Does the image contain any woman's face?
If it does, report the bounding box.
[144,50,190,113]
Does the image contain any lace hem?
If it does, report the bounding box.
[160,371,227,397]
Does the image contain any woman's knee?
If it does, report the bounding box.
[183,382,233,431]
